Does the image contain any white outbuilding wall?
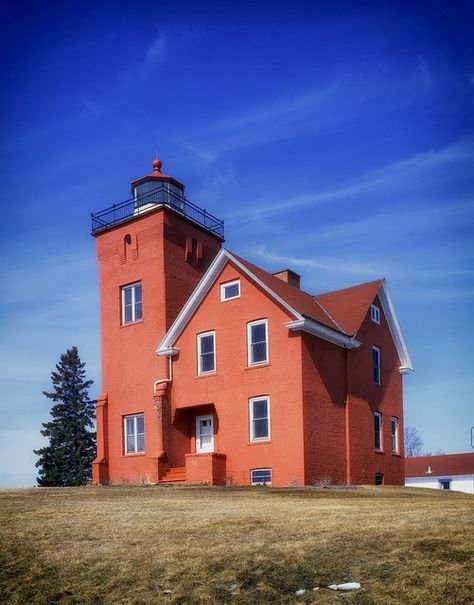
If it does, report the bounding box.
[405,474,474,494]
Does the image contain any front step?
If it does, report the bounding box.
[160,466,186,484]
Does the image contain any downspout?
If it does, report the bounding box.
[344,347,351,485]
[154,354,173,392]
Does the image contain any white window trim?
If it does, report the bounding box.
[372,345,381,385]
[197,331,216,375]
[124,413,145,455]
[121,281,142,325]
[374,411,382,451]
[371,304,381,324]
[220,279,241,302]
[390,416,399,453]
[251,468,272,485]
[249,396,271,442]
[247,319,269,366]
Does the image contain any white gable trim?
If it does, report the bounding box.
[377,280,414,373]
[156,248,358,355]
[285,319,361,349]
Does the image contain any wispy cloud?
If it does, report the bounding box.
[183,84,343,160]
[230,138,474,218]
[145,30,167,66]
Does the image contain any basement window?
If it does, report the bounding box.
[251,468,272,486]
[220,279,240,301]
[375,473,384,486]
[371,304,381,324]
[124,413,145,454]
[121,282,142,325]
[439,479,451,490]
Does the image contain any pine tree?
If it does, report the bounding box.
[34,347,96,486]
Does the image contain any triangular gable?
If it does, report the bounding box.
[316,279,414,373]
[315,280,383,335]
[156,249,360,355]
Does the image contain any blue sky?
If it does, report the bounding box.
[0,1,473,486]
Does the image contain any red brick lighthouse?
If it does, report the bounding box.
[92,159,223,484]
[92,159,412,487]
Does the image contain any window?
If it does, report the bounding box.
[391,417,399,453]
[372,346,381,385]
[122,282,142,325]
[124,413,145,454]
[251,468,272,485]
[220,279,240,301]
[374,411,382,451]
[375,473,384,486]
[248,320,268,365]
[197,331,216,375]
[439,479,451,490]
[371,304,380,324]
[249,396,270,441]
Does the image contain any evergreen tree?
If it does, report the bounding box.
[34,347,96,486]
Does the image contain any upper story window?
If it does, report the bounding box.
[249,396,270,441]
[391,417,399,453]
[220,279,240,301]
[124,413,145,454]
[122,282,142,325]
[197,331,216,375]
[247,319,268,365]
[372,346,381,385]
[371,304,381,324]
[374,411,382,451]
[251,468,272,485]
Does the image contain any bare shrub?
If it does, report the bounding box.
[311,475,332,488]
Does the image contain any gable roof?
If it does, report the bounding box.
[157,248,413,372]
[315,280,383,335]
[405,453,474,477]
[232,253,342,331]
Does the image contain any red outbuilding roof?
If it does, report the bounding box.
[405,453,474,477]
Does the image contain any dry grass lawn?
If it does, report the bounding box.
[0,485,472,605]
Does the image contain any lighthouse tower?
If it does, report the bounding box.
[91,159,224,484]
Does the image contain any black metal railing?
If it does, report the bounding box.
[91,185,224,239]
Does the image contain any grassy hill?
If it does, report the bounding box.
[0,485,472,604]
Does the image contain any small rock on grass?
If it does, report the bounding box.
[227,583,238,591]
[295,588,306,596]
[328,582,361,591]
[163,589,173,594]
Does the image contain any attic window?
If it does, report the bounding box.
[220,280,240,301]
[371,304,380,324]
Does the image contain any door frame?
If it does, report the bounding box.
[195,414,214,454]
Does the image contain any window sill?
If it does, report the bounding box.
[248,440,272,446]
[122,453,146,457]
[391,452,402,457]
[246,362,270,371]
[121,320,144,329]
[195,372,217,379]
[375,449,385,455]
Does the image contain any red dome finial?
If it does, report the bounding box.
[152,157,163,173]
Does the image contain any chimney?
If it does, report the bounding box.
[272,268,301,289]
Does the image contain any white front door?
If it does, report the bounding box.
[196,414,214,453]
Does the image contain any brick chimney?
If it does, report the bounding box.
[272,268,301,289]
